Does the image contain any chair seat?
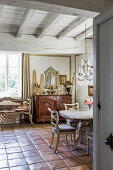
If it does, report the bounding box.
[86,130,93,138]
[53,124,75,132]
[67,119,77,124]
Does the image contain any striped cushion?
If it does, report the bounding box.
[0,100,20,106]
[53,124,75,132]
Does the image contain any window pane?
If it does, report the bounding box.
[0,54,6,67]
[8,68,19,96]
[8,54,22,97]
[8,54,20,67]
[0,67,6,97]
[0,53,22,97]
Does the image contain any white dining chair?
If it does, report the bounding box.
[64,103,79,111]
[86,130,93,155]
[48,108,76,153]
[64,103,80,141]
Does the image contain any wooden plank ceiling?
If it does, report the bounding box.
[0,5,93,39]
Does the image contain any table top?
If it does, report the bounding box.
[59,109,93,120]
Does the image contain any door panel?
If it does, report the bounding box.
[39,99,54,119]
[95,15,113,170]
[98,20,110,170]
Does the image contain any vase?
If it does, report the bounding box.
[88,105,91,110]
[40,74,44,95]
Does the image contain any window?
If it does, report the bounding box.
[0,53,22,98]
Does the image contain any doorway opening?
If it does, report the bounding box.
[0,1,103,169]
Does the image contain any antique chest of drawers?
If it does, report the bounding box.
[33,95,72,123]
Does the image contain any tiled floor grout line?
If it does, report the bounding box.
[33,128,53,170]
[0,124,93,170]
[38,150,52,170]
[39,134,72,170]
[6,126,32,169]
[45,132,93,169]
[1,129,10,170]
[35,126,92,169]
[3,125,48,169]
[17,125,44,169]
[25,127,52,170]
[37,130,78,169]
[60,137,89,166]
[7,127,29,169]
[61,138,93,166]
[60,138,80,157]
[33,127,72,169]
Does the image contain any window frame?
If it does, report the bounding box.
[0,52,22,98]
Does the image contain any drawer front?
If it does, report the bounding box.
[39,96,53,100]
[55,96,72,111]
[54,95,71,100]
[33,95,72,123]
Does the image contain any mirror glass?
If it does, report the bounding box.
[44,67,57,89]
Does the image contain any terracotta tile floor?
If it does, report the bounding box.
[0,124,93,170]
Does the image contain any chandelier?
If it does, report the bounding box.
[76,24,93,86]
[77,59,93,86]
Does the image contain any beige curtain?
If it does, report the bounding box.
[22,53,31,99]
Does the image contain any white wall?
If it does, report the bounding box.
[76,40,93,109]
[29,39,93,104]
[30,54,76,103]
[30,55,73,93]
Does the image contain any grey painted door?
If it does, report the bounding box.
[94,8,113,170]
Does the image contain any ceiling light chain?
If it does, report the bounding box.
[76,24,93,86]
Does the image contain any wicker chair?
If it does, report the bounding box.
[48,108,76,153]
[0,97,33,126]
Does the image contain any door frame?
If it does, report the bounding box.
[93,6,113,170]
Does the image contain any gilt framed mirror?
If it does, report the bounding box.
[44,66,57,89]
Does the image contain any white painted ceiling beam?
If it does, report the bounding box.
[75,27,93,41]
[17,9,35,38]
[0,0,100,18]
[0,32,93,55]
[57,17,87,39]
[37,14,61,39]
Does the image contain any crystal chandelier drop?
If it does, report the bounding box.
[77,59,93,86]
[76,24,93,86]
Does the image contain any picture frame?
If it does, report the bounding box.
[88,85,93,96]
[60,75,67,85]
